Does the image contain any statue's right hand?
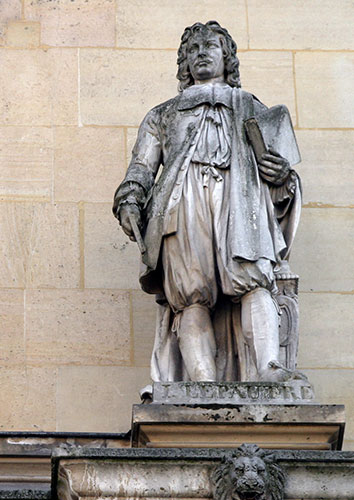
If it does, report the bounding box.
[118,204,141,242]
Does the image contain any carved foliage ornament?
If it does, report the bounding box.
[212,444,285,500]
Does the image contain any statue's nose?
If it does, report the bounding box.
[198,46,207,57]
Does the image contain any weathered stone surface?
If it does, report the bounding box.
[54,127,125,202]
[132,290,156,367]
[0,49,77,126]
[132,403,345,450]
[0,435,130,455]
[240,51,296,122]
[290,208,354,292]
[55,448,354,500]
[302,369,354,447]
[24,0,116,47]
[25,289,130,366]
[0,456,51,494]
[296,130,354,206]
[295,52,354,128]
[6,21,40,48]
[0,127,52,200]
[57,366,150,432]
[212,444,286,500]
[84,203,140,289]
[153,381,315,405]
[116,0,248,49]
[59,460,211,498]
[80,49,177,126]
[248,0,354,50]
[134,402,345,426]
[0,202,80,288]
[0,367,56,431]
[286,460,354,498]
[0,0,21,46]
[298,293,354,369]
[0,290,24,366]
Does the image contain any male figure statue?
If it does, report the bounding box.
[113,21,302,383]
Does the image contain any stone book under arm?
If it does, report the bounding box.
[244,104,301,167]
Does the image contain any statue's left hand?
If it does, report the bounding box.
[257,147,290,186]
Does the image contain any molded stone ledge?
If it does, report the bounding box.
[0,432,130,500]
[132,403,345,451]
[52,447,354,500]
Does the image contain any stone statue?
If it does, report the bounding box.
[113,21,303,383]
[212,444,285,500]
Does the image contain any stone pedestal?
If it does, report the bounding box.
[132,382,345,450]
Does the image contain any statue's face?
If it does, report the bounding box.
[186,31,225,83]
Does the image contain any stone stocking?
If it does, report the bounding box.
[177,304,217,381]
[241,288,282,381]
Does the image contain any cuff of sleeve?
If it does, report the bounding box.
[113,181,146,216]
[269,169,297,204]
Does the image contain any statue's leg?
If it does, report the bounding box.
[177,304,216,381]
[241,287,281,381]
[161,164,220,382]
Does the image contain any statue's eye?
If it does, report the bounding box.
[258,465,266,473]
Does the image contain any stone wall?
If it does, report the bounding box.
[0,0,353,447]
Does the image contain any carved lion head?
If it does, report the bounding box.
[212,444,285,500]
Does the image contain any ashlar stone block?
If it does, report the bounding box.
[116,0,248,49]
[296,52,354,128]
[0,367,56,431]
[0,202,80,288]
[25,289,131,366]
[296,130,354,207]
[0,49,77,126]
[6,21,40,48]
[248,0,354,50]
[54,127,125,202]
[84,203,140,289]
[80,49,177,126]
[290,208,354,292]
[57,366,150,432]
[240,52,296,123]
[132,290,156,367]
[297,293,354,369]
[0,290,24,366]
[0,0,21,46]
[0,127,53,200]
[24,0,116,47]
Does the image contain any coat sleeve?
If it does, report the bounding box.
[113,108,162,217]
[251,94,302,260]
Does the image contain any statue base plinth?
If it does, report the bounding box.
[132,382,345,451]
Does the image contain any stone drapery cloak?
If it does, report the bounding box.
[113,84,301,381]
[114,84,301,296]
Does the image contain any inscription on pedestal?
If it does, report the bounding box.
[153,381,315,405]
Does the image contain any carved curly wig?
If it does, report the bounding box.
[176,21,241,92]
